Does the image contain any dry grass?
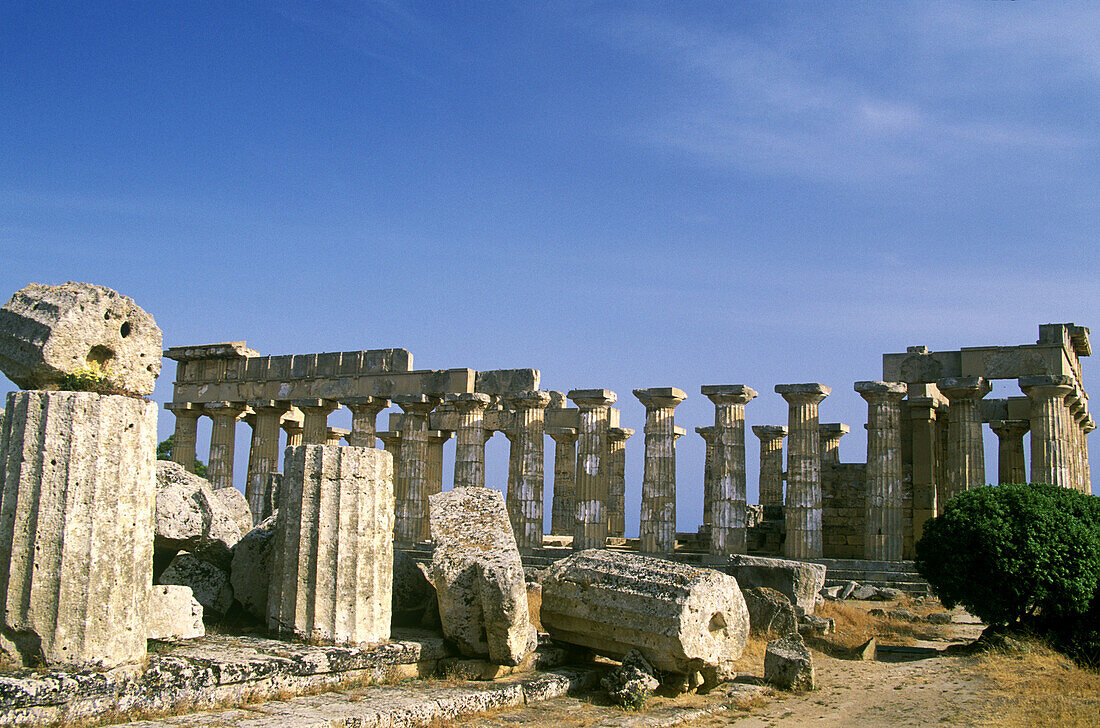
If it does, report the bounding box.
[815,599,952,649]
[728,634,769,675]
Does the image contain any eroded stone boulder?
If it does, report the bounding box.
[158,553,234,617]
[725,555,826,615]
[148,585,204,640]
[230,514,278,621]
[156,461,242,568]
[212,485,253,538]
[602,649,660,709]
[0,281,162,395]
[743,586,798,637]
[764,634,815,691]
[425,487,536,666]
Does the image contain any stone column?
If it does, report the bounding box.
[775,383,831,560]
[268,444,393,646]
[696,426,717,527]
[0,391,156,668]
[1019,375,1075,488]
[344,396,390,448]
[165,402,202,472]
[205,401,247,491]
[449,393,491,490]
[506,391,552,549]
[282,412,304,448]
[1084,418,1095,495]
[855,381,907,561]
[547,427,578,536]
[1071,403,1088,492]
[245,399,291,524]
[907,397,941,541]
[393,394,441,542]
[819,423,849,464]
[634,387,687,554]
[293,399,340,446]
[988,419,1029,485]
[377,430,402,481]
[607,427,633,538]
[568,389,616,550]
[326,427,349,446]
[753,425,787,509]
[703,384,757,556]
[426,430,453,500]
[937,377,991,500]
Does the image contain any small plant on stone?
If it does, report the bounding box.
[58,361,125,396]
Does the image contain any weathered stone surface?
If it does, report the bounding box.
[541,549,749,680]
[851,584,878,600]
[742,587,798,637]
[229,514,277,621]
[0,281,162,395]
[147,585,204,640]
[158,552,234,616]
[155,461,242,568]
[0,390,156,669]
[211,486,253,541]
[724,555,826,616]
[820,585,843,600]
[425,486,536,666]
[393,548,438,628]
[764,635,815,691]
[798,614,835,636]
[870,587,904,601]
[601,649,660,709]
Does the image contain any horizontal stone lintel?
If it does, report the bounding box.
[882,342,1078,384]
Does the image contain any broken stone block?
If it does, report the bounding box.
[541,549,749,683]
[853,637,876,661]
[851,584,879,600]
[425,486,536,666]
[602,649,660,709]
[926,611,953,625]
[268,445,394,646]
[148,585,204,640]
[155,461,243,568]
[230,515,278,622]
[212,486,253,541]
[0,281,162,395]
[724,555,826,615]
[0,390,156,669]
[158,553,234,617]
[869,587,904,601]
[798,613,835,637]
[820,585,843,600]
[764,634,815,691]
[840,580,858,599]
[742,586,798,637]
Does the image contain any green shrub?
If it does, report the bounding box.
[156,435,209,477]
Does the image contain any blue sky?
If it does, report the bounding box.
[3,1,1098,531]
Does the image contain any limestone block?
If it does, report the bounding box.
[393,548,438,628]
[601,649,659,709]
[268,445,394,646]
[851,584,878,600]
[155,461,243,568]
[764,635,815,691]
[724,555,826,615]
[0,390,156,669]
[742,587,798,636]
[0,281,162,395]
[148,585,204,640]
[212,485,253,539]
[229,515,277,621]
[541,549,749,680]
[158,552,234,616]
[426,486,536,666]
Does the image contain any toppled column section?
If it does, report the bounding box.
[268,444,394,646]
[704,385,757,555]
[855,381,907,561]
[541,549,749,681]
[634,387,687,553]
[568,389,617,550]
[776,383,830,560]
[425,487,536,666]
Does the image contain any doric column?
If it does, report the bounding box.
[775,383,831,560]
[855,381,907,561]
[205,401,247,491]
[506,391,552,549]
[753,425,787,508]
[1084,418,1095,494]
[937,377,991,499]
[325,427,349,446]
[607,427,633,538]
[547,427,578,536]
[819,423,849,464]
[391,395,441,543]
[425,430,453,501]
[567,389,617,550]
[1019,375,1075,488]
[634,387,687,554]
[988,419,1029,485]
[377,430,402,478]
[165,402,202,472]
[1070,401,1087,492]
[696,426,717,527]
[906,397,941,540]
[449,393,491,490]
[703,384,757,556]
[343,396,390,448]
[282,409,304,448]
[293,399,340,446]
[245,399,291,524]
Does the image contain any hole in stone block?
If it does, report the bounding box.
[120,321,131,338]
[708,612,727,634]
[87,345,115,367]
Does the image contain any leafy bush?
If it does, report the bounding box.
[156,435,208,477]
[58,361,121,395]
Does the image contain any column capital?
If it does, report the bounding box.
[702,384,757,406]
[204,401,248,417]
[937,377,992,401]
[506,390,553,410]
[775,382,830,404]
[341,395,390,411]
[246,399,292,414]
[819,422,850,436]
[393,394,443,414]
[1084,418,1096,434]
[568,388,617,408]
[633,387,687,410]
[165,401,203,415]
[446,392,492,411]
[696,425,717,442]
[546,426,578,443]
[854,380,907,403]
[291,398,341,413]
[377,430,402,446]
[608,426,634,442]
[752,424,788,441]
[426,429,454,444]
[547,390,568,408]
[906,396,944,421]
[1019,374,1075,399]
[989,419,1030,438]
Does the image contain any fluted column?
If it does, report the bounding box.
[547,427,578,535]
[449,393,491,489]
[506,391,552,549]
[426,430,453,500]
[907,397,941,540]
[1070,403,1087,492]
[695,426,716,527]
[166,402,202,472]
[205,401,247,491]
[282,409,304,448]
[937,377,991,500]
[377,430,402,483]
[344,396,390,448]
[1084,418,1095,495]
[703,384,757,556]
[753,425,787,508]
[245,399,291,524]
[293,399,340,446]
[776,383,830,560]
[568,389,616,550]
[988,419,1029,485]
[819,423,849,464]
[1020,375,1075,487]
[855,381,907,561]
[607,427,632,538]
[393,395,441,542]
[326,427,349,446]
[634,388,686,554]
